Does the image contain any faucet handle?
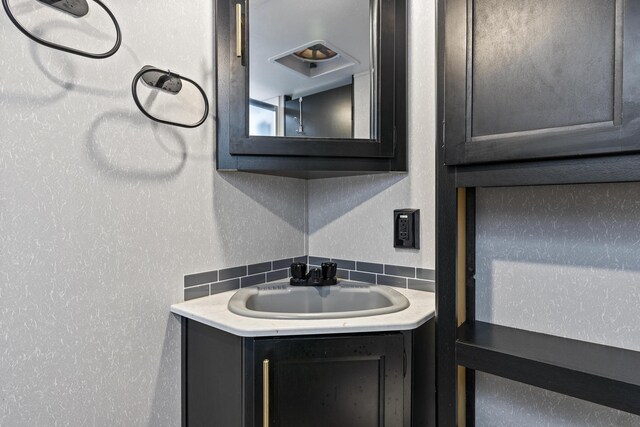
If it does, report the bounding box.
[290,262,307,280]
[321,262,337,281]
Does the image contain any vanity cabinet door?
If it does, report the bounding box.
[250,333,406,427]
[442,0,640,166]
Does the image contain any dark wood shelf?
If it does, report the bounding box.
[454,153,640,188]
[456,321,640,416]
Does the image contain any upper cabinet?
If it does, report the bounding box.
[216,0,407,178]
[443,0,640,165]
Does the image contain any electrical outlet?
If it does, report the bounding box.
[394,209,420,249]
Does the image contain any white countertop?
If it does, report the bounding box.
[170,283,436,337]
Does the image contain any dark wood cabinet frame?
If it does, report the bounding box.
[182,319,435,426]
[436,157,640,426]
[442,0,640,166]
[215,0,408,177]
[248,334,405,426]
[437,1,640,425]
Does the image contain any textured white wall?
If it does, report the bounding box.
[476,373,639,427]
[307,0,436,269]
[0,1,305,425]
[353,72,371,139]
[476,184,640,425]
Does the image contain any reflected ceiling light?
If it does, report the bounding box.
[270,40,358,78]
[294,44,339,62]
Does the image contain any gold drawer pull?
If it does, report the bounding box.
[235,3,243,58]
[263,359,269,427]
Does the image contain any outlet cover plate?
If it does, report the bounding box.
[394,209,420,249]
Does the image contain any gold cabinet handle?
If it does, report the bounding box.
[263,359,269,427]
[235,3,243,58]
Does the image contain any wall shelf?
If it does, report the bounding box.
[456,321,640,416]
[435,0,640,424]
[454,154,640,188]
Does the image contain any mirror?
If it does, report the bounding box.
[248,0,376,140]
[216,0,406,174]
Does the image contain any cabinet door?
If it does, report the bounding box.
[443,0,640,165]
[251,334,406,427]
[284,85,353,139]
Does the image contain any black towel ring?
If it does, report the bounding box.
[131,66,209,129]
[2,0,121,59]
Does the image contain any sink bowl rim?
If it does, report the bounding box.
[227,282,410,320]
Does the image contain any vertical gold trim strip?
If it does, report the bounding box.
[235,4,243,58]
[457,188,467,327]
[613,0,624,126]
[457,188,467,427]
[263,359,269,427]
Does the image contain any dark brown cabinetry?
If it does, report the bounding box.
[443,0,640,166]
[437,1,640,424]
[215,0,408,179]
[182,319,434,427]
[251,334,404,427]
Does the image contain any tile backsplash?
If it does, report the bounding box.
[184,256,435,301]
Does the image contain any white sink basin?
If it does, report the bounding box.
[227,281,410,319]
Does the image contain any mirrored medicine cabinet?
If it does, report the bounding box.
[215,0,407,178]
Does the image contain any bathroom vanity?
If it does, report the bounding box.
[171,283,436,427]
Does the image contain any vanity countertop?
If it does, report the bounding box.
[170,283,436,337]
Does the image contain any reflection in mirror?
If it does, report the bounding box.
[249,99,277,136]
[249,0,376,139]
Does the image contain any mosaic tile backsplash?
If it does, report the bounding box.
[184,256,436,301]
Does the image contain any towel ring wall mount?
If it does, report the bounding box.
[4,3,209,129]
[131,66,209,129]
[2,0,121,59]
